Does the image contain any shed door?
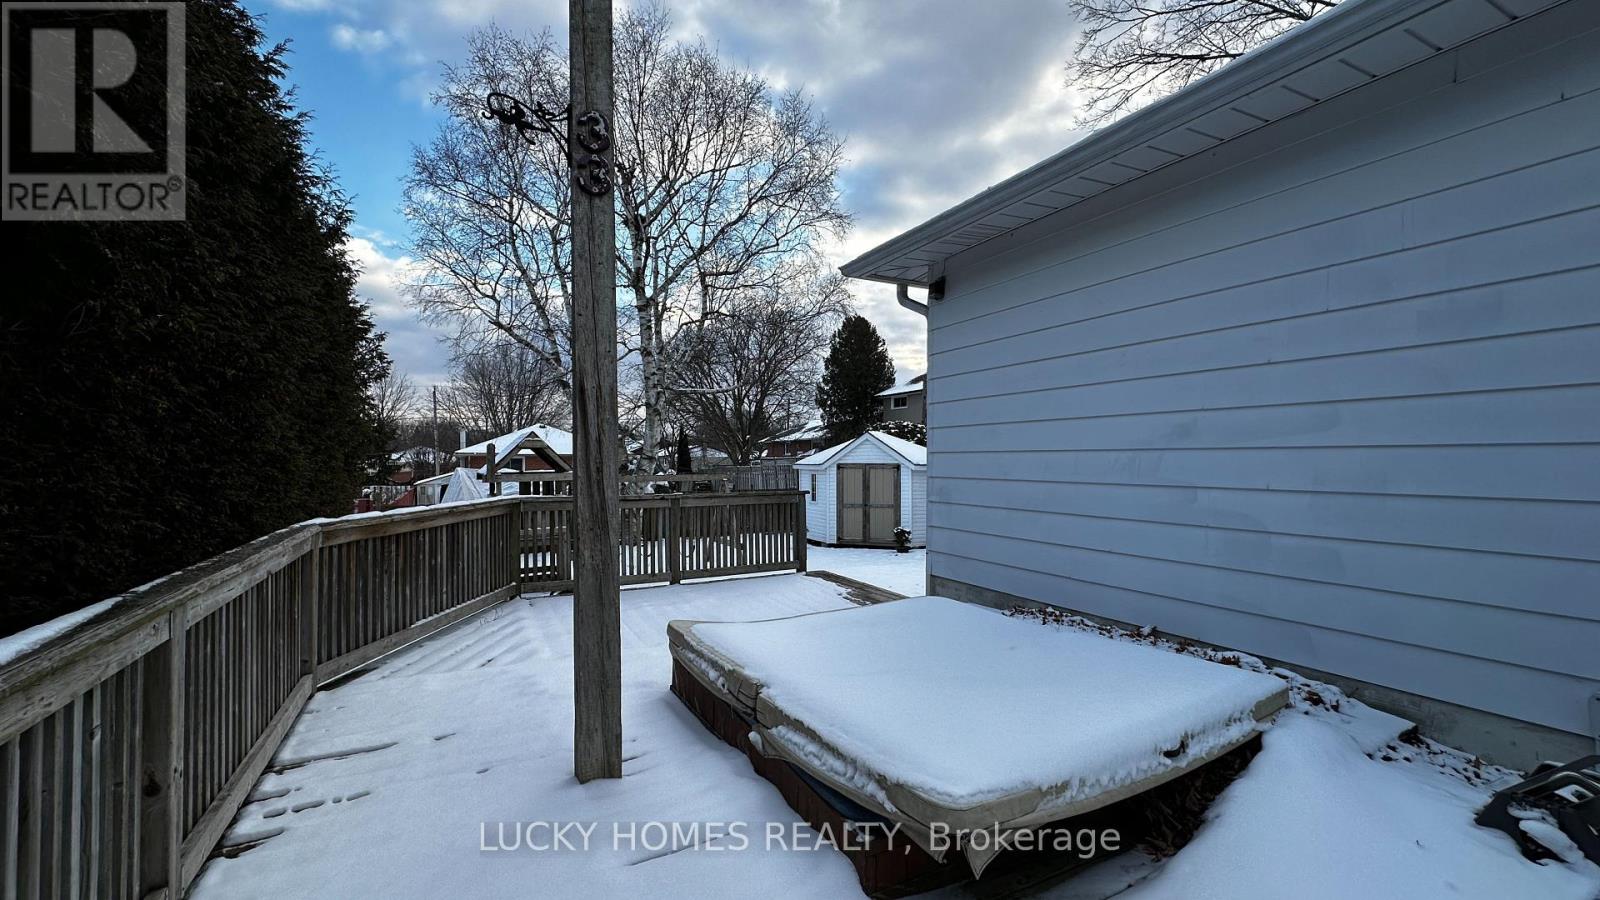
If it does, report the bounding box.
[837,464,900,546]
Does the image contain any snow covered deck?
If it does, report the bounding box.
[191,550,1600,899]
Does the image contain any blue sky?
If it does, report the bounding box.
[251,0,1089,386]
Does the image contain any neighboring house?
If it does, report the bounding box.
[794,431,926,548]
[841,0,1599,768]
[385,460,416,485]
[406,425,578,501]
[454,424,574,474]
[387,446,449,483]
[763,420,829,459]
[692,446,733,469]
[877,375,926,425]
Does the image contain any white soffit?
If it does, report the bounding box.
[839,0,1563,286]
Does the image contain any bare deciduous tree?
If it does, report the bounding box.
[664,268,848,466]
[370,372,420,442]
[404,5,849,472]
[1068,0,1339,125]
[613,7,849,471]
[405,27,574,380]
[441,340,570,436]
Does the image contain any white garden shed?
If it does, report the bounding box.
[794,431,926,548]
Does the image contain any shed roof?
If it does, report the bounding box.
[794,431,927,469]
[840,0,1556,286]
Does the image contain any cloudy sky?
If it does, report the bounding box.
[256,0,1090,387]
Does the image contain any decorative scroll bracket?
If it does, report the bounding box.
[484,91,616,197]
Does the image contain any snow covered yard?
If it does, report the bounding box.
[808,545,926,597]
[191,552,1599,899]
[997,608,1600,900]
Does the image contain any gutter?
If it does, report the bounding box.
[896,283,927,317]
[896,279,943,317]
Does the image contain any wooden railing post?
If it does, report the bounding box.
[138,609,185,897]
[507,502,522,592]
[667,496,682,584]
[486,443,498,497]
[794,492,807,573]
[301,536,321,678]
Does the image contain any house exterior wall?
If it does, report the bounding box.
[800,438,927,547]
[924,5,1600,755]
[881,390,926,425]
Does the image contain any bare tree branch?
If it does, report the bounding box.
[1067,0,1338,125]
[404,6,850,475]
[440,339,570,436]
[370,372,420,443]
[662,264,848,466]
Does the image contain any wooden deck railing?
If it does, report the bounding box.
[517,491,807,590]
[0,490,804,898]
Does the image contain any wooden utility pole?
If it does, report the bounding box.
[569,0,623,782]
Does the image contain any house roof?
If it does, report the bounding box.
[770,419,827,442]
[794,431,927,469]
[876,381,924,399]
[840,0,1555,286]
[454,424,574,472]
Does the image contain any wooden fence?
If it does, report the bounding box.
[517,491,807,590]
[706,461,799,492]
[485,472,745,496]
[0,491,804,898]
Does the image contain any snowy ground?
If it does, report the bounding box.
[1000,608,1600,900]
[193,552,1599,899]
[806,545,926,596]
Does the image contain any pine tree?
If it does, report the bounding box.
[0,0,389,636]
[816,316,897,446]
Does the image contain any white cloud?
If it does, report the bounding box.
[330,23,393,54]
[292,0,1089,383]
[346,236,454,386]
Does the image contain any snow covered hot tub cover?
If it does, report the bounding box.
[669,597,1289,876]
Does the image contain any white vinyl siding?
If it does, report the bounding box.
[925,6,1600,738]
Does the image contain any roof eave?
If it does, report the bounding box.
[839,0,1447,284]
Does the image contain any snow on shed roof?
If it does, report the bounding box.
[841,0,1558,285]
[794,430,926,468]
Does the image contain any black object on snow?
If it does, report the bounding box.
[1475,755,1600,864]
